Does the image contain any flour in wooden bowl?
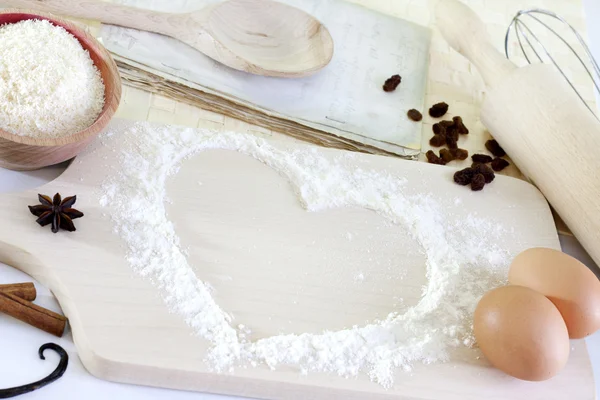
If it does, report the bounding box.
[0,19,105,138]
[97,122,522,388]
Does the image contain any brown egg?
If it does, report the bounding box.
[473,285,569,381]
[509,247,600,339]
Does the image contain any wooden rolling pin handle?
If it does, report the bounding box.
[435,0,516,88]
[0,282,37,301]
[2,0,178,36]
[0,292,66,337]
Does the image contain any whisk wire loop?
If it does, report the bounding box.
[505,8,600,119]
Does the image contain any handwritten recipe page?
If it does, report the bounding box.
[102,0,431,156]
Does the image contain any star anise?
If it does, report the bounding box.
[28,193,84,233]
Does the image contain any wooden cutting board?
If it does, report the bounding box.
[0,120,594,399]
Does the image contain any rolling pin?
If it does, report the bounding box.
[435,0,600,267]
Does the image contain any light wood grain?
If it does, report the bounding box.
[6,0,334,78]
[0,10,121,170]
[0,119,592,399]
[435,0,600,267]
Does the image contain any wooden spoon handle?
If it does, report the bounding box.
[435,0,516,88]
[3,0,179,36]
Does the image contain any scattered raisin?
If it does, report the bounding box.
[454,168,475,186]
[432,123,446,135]
[491,157,510,172]
[474,163,495,183]
[426,150,446,165]
[383,74,402,92]
[429,134,446,147]
[451,148,469,160]
[471,174,486,191]
[471,154,493,164]
[453,116,469,134]
[440,148,455,163]
[429,102,449,118]
[407,109,423,122]
[485,139,506,157]
[446,134,458,149]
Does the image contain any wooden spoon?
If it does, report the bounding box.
[5,0,334,78]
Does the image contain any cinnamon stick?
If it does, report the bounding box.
[0,282,37,301]
[0,292,66,337]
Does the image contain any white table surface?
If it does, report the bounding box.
[2,3,600,399]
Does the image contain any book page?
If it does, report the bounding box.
[101,0,431,156]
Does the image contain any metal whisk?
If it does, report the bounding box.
[505,9,600,119]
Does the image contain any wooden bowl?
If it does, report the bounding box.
[0,10,121,171]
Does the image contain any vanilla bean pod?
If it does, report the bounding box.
[0,343,68,398]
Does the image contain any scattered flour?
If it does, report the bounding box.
[99,122,514,388]
[0,19,105,138]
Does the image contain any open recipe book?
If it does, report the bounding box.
[100,0,431,158]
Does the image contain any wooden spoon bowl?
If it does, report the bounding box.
[0,10,121,171]
[201,0,334,77]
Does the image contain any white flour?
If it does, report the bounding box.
[0,20,104,138]
[99,122,512,388]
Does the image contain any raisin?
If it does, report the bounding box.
[440,148,455,163]
[432,123,446,135]
[471,174,486,191]
[383,74,401,92]
[407,109,423,122]
[446,126,459,142]
[429,134,446,147]
[451,148,469,160]
[426,150,446,165]
[429,102,449,118]
[491,157,510,172]
[471,154,493,164]
[453,116,469,134]
[474,163,495,183]
[446,134,458,149]
[485,139,506,157]
[440,120,454,128]
[454,168,475,186]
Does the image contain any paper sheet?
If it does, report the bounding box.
[101,0,431,156]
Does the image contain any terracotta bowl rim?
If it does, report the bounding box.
[0,9,122,147]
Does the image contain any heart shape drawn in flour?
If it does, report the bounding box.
[167,150,428,339]
[99,122,509,387]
